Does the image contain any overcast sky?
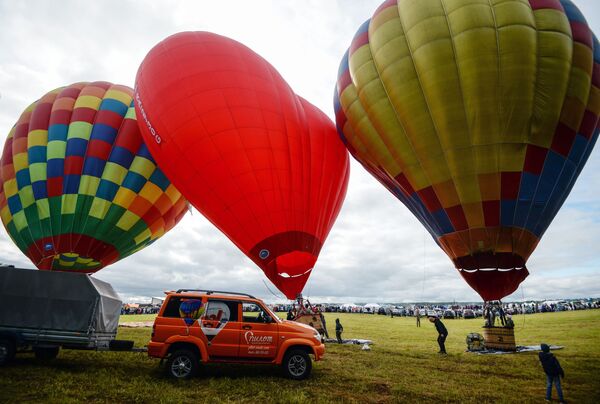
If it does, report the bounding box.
[0,0,599,303]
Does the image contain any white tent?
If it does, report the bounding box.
[340,303,359,312]
[363,303,381,313]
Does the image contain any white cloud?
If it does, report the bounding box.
[0,0,599,303]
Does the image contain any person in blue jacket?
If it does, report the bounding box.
[539,343,565,403]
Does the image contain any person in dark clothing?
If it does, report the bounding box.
[320,312,330,338]
[335,318,344,343]
[538,343,565,402]
[429,316,448,354]
[286,309,294,321]
[483,303,492,327]
[497,304,506,326]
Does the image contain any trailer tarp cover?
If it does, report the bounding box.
[0,266,121,333]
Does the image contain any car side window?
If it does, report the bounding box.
[242,303,272,323]
[162,297,183,317]
[202,299,239,325]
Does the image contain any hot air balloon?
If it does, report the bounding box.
[135,32,350,299]
[0,82,188,272]
[335,0,599,301]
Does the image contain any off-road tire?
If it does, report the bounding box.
[165,349,199,379]
[282,348,312,380]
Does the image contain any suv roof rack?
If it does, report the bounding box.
[175,289,256,299]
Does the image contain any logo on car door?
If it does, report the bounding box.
[244,331,273,345]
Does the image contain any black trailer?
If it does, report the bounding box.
[0,265,136,365]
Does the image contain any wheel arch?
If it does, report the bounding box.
[276,341,315,364]
[166,339,207,362]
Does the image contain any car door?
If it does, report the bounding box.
[197,298,240,359]
[238,302,278,360]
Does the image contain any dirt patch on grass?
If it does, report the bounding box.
[119,321,153,328]
[371,380,392,395]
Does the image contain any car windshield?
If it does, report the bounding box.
[264,305,281,322]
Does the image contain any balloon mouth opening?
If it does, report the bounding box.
[453,252,526,271]
[275,251,317,279]
[27,235,120,272]
[456,254,530,301]
[42,251,102,272]
[459,267,527,273]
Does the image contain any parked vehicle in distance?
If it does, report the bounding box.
[148,289,325,380]
[443,310,456,319]
[463,309,476,319]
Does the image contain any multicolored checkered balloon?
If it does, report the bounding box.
[0,82,188,272]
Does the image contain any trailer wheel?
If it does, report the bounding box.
[165,349,198,379]
[0,338,16,366]
[34,346,60,361]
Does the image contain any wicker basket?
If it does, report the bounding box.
[295,313,324,333]
[482,326,516,351]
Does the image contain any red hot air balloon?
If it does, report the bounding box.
[135,32,350,299]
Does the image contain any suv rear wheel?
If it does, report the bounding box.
[282,349,312,380]
[166,349,199,379]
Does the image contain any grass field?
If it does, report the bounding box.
[1,310,599,403]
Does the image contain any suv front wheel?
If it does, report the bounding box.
[282,348,312,380]
[166,349,199,379]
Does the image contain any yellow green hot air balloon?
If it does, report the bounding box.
[335,0,599,300]
[0,82,188,272]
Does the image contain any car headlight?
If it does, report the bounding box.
[314,331,322,342]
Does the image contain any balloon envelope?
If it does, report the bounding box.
[335,0,599,300]
[0,82,188,272]
[135,32,350,299]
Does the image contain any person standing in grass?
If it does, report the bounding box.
[320,311,329,339]
[415,307,421,327]
[428,316,447,354]
[539,343,565,403]
[335,318,344,343]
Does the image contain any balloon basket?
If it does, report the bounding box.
[482,326,516,351]
[295,313,325,333]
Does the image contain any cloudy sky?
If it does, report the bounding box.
[0,0,599,303]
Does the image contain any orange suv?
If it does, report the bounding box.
[148,289,325,379]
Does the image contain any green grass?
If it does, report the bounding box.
[119,314,158,323]
[1,310,599,403]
